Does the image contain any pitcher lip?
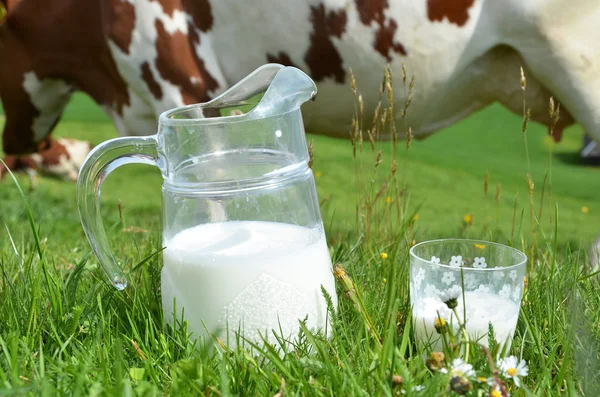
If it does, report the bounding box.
[409,238,527,271]
[159,64,317,126]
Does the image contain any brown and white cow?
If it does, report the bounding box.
[1,0,599,180]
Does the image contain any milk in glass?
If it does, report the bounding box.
[161,221,337,346]
[413,291,520,350]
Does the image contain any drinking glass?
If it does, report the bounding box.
[410,239,526,351]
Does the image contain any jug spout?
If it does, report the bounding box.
[247,65,317,119]
[160,64,317,122]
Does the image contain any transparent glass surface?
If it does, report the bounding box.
[77,64,337,348]
[409,239,527,351]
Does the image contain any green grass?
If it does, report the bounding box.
[3,93,600,249]
[0,93,599,395]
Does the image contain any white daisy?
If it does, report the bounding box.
[439,285,462,303]
[473,257,487,268]
[449,255,463,267]
[497,356,528,387]
[499,284,511,299]
[509,270,518,281]
[431,256,441,264]
[441,271,456,285]
[441,358,475,378]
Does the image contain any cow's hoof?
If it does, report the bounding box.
[32,138,93,181]
[0,138,93,182]
[579,134,600,165]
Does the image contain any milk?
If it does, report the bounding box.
[161,221,338,347]
[413,291,520,351]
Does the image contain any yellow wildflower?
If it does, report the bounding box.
[380,252,388,260]
[386,196,392,204]
[315,171,323,178]
[413,213,420,221]
[434,317,448,334]
[463,213,473,225]
[475,243,486,249]
[582,206,589,213]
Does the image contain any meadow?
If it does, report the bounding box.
[0,89,599,395]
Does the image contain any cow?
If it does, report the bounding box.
[0,0,598,181]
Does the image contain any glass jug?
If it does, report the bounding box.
[77,64,338,347]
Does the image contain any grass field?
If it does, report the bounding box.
[0,93,599,395]
[2,93,600,249]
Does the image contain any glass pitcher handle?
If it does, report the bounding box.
[77,135,162,290]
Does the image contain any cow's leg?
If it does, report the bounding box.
[0,98,42,180]
[2,133,93,182]
[1,73,93,181]
[500,1,600,143]
[2,134,92,182]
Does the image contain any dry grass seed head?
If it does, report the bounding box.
[380,68,388,97]
[375,150,382,167]
[350,68,357,97]
[527,174,534,196]
[372,101,381,126]
[401,63,406,86]
[406,127,413,149]
[484,171,489,196]
[386,82,393,105]
[359,94,364,120]
[522,108,531,133]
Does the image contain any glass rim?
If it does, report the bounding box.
[409,238,527,272]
